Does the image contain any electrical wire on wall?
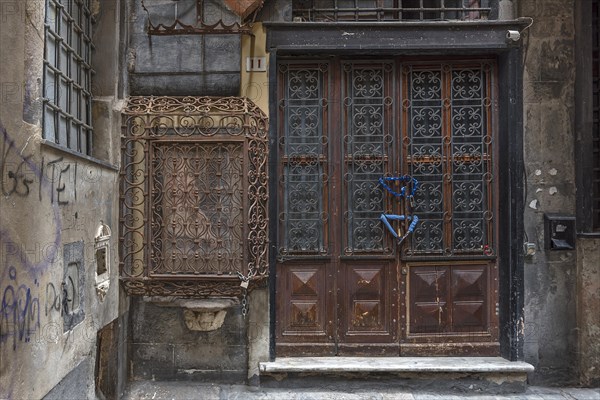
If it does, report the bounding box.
[520,16,535,252]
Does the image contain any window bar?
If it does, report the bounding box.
[43,0,93,154]
[292,3,493,21]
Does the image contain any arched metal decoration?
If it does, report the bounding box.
[120,96,268,298]
[379,175,419,244]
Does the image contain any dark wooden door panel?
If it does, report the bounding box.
[408,263,492,335]
[276,262,335,355]
[345,264,389,333]
[337,261,399,355]
[339,262,398,334]
[276,263,331,337]
[403,261,499,355]
[452,266,489,333]
[408,265,450,334]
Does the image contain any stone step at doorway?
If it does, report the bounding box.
[259,357,535,394]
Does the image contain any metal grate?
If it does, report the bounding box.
[292,0,494,22]
[402,63,495,257]
[151,142,245,276]
[593,0,600,230]
[278,63,330,256]
[43,0,94,154]
[120,96,269,297]
[342,62,395,254]
[278,60,496,259]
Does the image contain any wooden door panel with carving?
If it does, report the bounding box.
[276,262,335,355]
[337,261,399,355]
[403,261,499,355]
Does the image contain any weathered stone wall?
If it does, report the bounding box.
[518,0,580,385]
[0,1,126,398]
[577,238,600,387]
[130,298,248,382]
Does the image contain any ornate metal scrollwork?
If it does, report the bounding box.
[120,96,268,297]
[404,64,495,257]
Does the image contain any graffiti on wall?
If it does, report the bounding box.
[0,123,89,353]
[1,134,79,204]
[0,266,40,351]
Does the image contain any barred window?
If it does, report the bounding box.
[43,0,94,155]
[292,0,495,22]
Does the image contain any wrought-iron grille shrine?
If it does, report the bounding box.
[120,96,269,298]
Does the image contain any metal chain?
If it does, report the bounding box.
[241,288,249,318]
[237,269,255,319]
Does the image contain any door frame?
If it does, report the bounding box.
[266,21,527,361]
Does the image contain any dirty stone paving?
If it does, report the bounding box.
[123,382,600,400]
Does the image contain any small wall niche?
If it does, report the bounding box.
[96,247,108,276]
[95,223,112,301]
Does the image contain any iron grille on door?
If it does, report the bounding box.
[342,62,395,254]
[120,96,269,297]
[278,63,330,256]
[402,63,495,257]
[278,61,496,258]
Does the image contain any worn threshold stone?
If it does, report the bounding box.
[259,357,535,374]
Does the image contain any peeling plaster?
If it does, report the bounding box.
[529,199,538,209]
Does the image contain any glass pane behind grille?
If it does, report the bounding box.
[408,68,445,253]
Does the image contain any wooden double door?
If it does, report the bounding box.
[275,58,500,356]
